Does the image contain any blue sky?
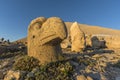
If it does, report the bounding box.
[0,0,120,41]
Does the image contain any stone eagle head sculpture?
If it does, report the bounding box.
[28,17,67,64]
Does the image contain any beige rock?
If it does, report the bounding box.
[100,73,108,80]
[28,17,67,64]
[85,34,92,47]
[60,39,70,48]
[93,36,120,49]
[77,75,87,80]
[87,76,93,80]
[70,22,86,52]
[4,70,21,80]
[104,36,120,49]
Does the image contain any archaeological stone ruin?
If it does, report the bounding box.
[28,17,67,64]
[70,22,86,52]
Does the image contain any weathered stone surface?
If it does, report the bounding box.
[70,22,86,52]
[77,75,87,80]
[88,72,101,80]
[26,72,34,78]
[91,36,106,49]
[104,36,120,49]
[87,76,93,80]
[60,39,70,48]
[4,70,21,80]
[92,36,120,49]
[28,17,67,64]
[85,34,92,47]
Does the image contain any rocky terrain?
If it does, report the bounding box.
[1,44,120,80]
[1,19,120,80]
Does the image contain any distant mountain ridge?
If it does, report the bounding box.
[15,22,120,43]
[65,22,120,36]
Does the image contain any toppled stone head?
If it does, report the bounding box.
[91,36,106,49]
[28,17,67,64]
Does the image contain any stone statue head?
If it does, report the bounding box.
[28,17,67,64]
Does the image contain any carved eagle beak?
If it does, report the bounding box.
[39,25,67,46]
[39,31,57,45]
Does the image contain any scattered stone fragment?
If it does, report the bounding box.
[87,76,93,80]
[77,75,87,80]
[4,70,21,80]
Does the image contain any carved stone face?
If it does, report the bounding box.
[27,17,67,64]
[28,17,67,46]
[70,22,86,52]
